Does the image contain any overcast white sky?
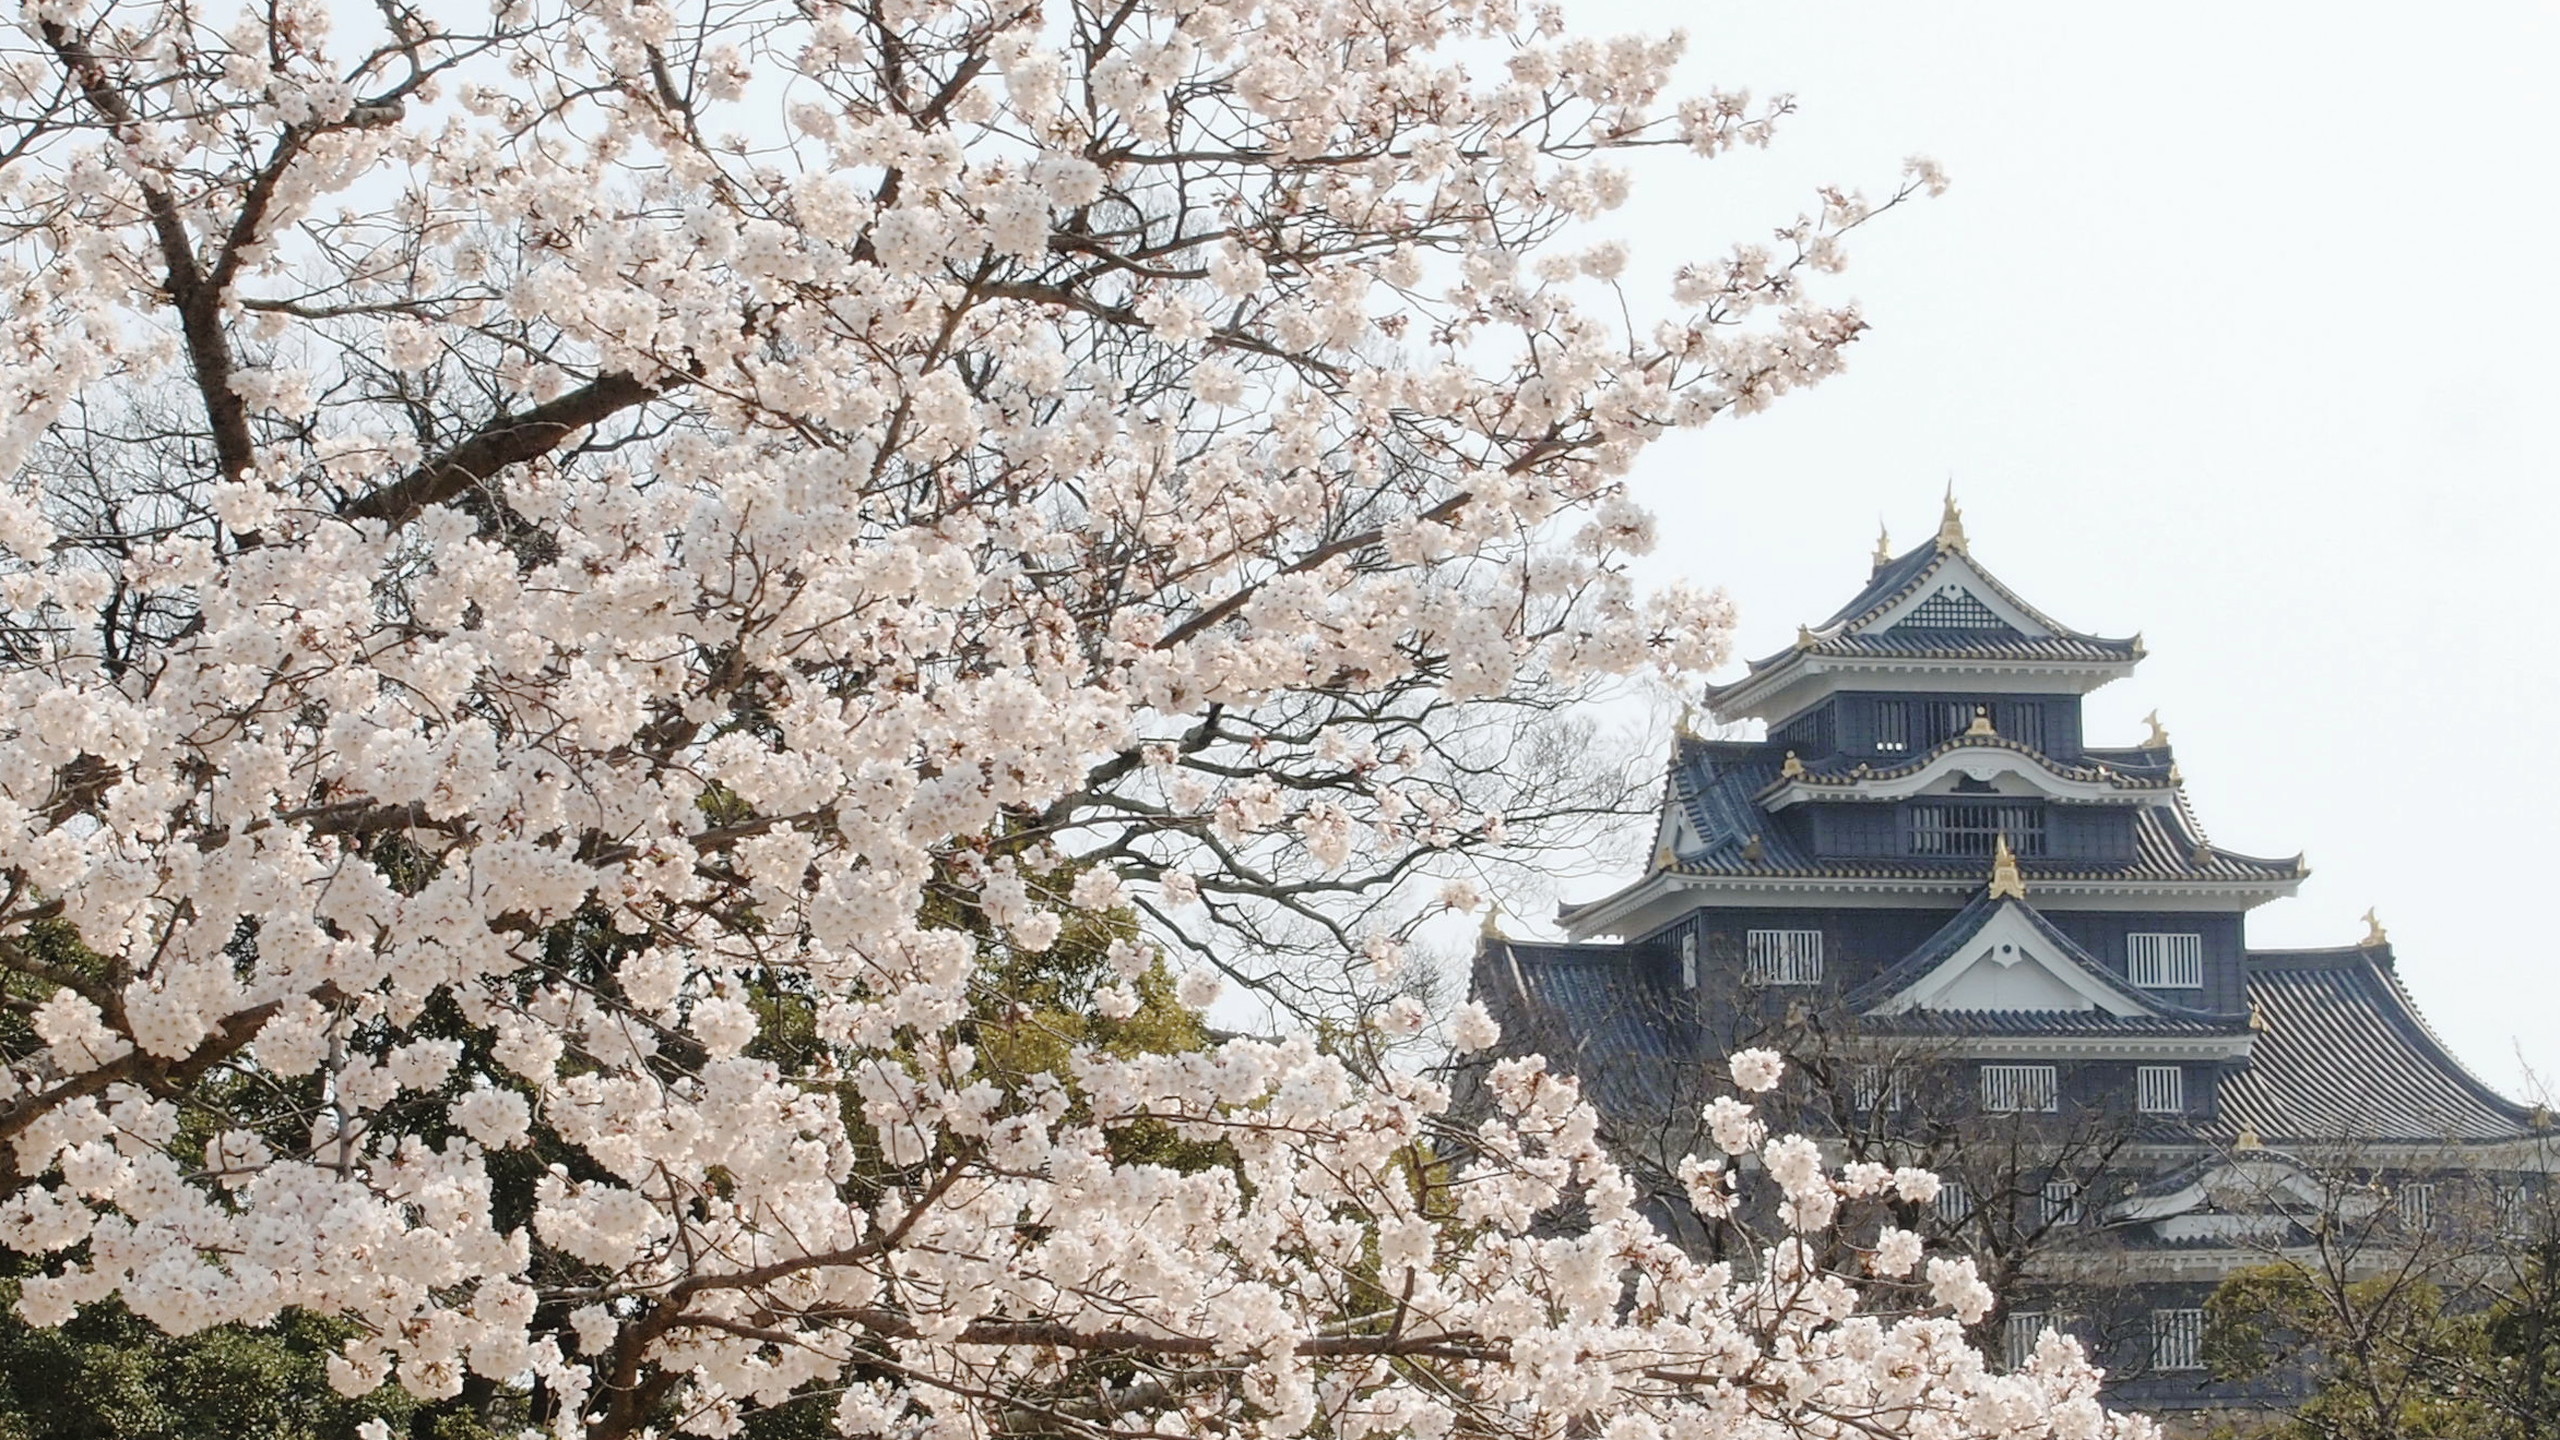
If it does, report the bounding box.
[1544,1,2560,1093]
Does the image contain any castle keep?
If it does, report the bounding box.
[1474,498,2549,1411]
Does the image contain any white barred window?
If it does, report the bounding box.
[1680,933,1698,991]
[2151,1309,2205,1372]
[1853,1065,1905,1113]
[1746,929,1823,986]
[2137,1065,2185,1115]
[2400,1182,2435,1229]
[2499,1185,2538,1239]
[2128,932,2204,989]
[1982,1064,2059,1113]
[2004,1312,2049,1372]
[2040,1180,2082,1227]
[1935,1180,1972,1224]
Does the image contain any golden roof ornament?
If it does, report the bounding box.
[1936,483,1968,551]
[2142,710,2170,749]
[1987,835,2027,901]
[2249,999,2267,1031]
[1780,750,1806,779]
[1741,833,1765,864]
[1480,906,1507,939]
[1872,522,1893,574]
[2235,1125,2262,1152]
[1652,833,1676,871]
[2362,908,2388,948]
[1796,623,1819,649]
[1675,702,1702,741]
[1964,705,1996,738]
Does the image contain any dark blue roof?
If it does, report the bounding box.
[2214,946,2545,1145]
[1710,537,2142,696]
[1844,890,2235,1026]
[1637,735,2302,888]
[1472,939,1705,1123]
[1469,935,2540,1155]
[1814,540,1945,630]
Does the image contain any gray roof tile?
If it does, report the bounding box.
[2214,948,2542,1144]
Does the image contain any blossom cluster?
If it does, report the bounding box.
[0,0,2026,1436]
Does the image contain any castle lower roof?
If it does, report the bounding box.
[2210,946,2545,1146]
[1471,938,1702,1124]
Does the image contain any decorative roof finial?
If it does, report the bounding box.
[1780,750,1807,780]
[1480,905,1507,940]
[2362,908,2389,948]
[1937,481,1968,552]
[1872,521,1893,574]
[2249,999,2267,1031]
[1652,834,1676,871]
[2235,1125,2262,1152]
[1741,833,1765,864]
[1987,835,2027,900]
[1964,704,1996,738]
[2142,710,2170,749]
[1675,702,1702,741]
[1796,622,1819,649]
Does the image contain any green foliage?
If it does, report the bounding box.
[2205,1263,2500,1440]
[0,1264,473,1440]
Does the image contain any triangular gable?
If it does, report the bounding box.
[1862,897,2165,1018]
[1857,552,2053,639]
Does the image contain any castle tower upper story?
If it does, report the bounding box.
[1560,495,2306,946]
[1701,491,2147,743]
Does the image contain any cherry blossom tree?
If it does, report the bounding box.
[0,0,2141,1436]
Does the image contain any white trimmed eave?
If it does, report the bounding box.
[1758,746,2171,811]
[2110,1155,2361,1223]
[1557,869,2304,940]
[1707,652,2140,725]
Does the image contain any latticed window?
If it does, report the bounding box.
[2004,1312,2049,1372]
[1935,1180,1972,1224]
[1903,586,2009,630]
[1875,699,1911,753]
[1745,929,1822,986]
[2400,1183,2435,1229]
[1982,1064,2059,1113]
[1910,802,2046,858]
[1679,933,1698,991]
[2128,932,2204,988]
[2151,1309,2205,1372]
[2040,1180,2082,1227]
[2137,1065,2185,1115]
